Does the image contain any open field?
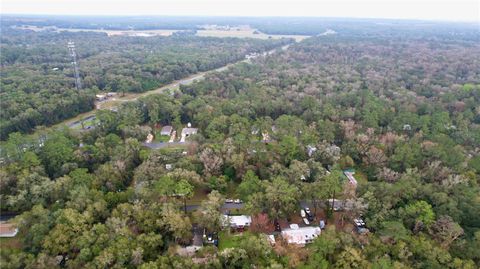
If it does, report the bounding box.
[196,29,309,42]
[13,25,178,36]
[13,25,309,41]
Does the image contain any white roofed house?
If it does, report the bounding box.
[0,223,18,238]
[281,225,321,245]
[180,125,198,142]
[160,125,173,136]
[223,215,252,231]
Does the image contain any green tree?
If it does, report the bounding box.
[400,200,435,231]
[248,177,300,221]
[195,190,225,232]
[321,169,344,215]
[277,135,301,165]
[237,170,263,202]
[174,179,194,214]
[39,133,75,177]
[161,203,192,243]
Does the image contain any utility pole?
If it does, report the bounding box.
[67,41,82,90]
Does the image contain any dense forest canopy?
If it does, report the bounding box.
[1,17,480,269]
[0,27,290,139]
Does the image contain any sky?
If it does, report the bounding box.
[1,0,479,22]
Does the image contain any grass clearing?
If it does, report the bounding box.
[153,132,170,143]
[218,231,253,250]
[196,29,309,42]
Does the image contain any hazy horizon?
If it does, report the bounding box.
[1,0,479,23]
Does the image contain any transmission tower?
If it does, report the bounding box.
[67,41,82,90]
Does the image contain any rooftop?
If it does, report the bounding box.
[223,215,252,228]
[343,170,358,185]
[0,223,18,237]
[281,226,321,245]
[181,127,198,136]
[160,125,173,134]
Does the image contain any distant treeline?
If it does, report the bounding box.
[2,15,480,37]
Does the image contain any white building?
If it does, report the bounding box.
[223,215,252,229]
[281,225,321,245]
[180,127,198,142]
[95,94,107,101]
[344,171,358,186]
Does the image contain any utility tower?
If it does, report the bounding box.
[67,41,82,90]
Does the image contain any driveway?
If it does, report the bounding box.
[192,225,204,246]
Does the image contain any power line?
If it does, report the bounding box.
[67,41,82,90]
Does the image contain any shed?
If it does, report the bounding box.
[343,170,358,186]
[160,126,173,136]
[95,94,106,101]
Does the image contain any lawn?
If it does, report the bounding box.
[153,132,170,143]
[218,231,253,250]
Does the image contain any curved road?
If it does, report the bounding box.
[64,43,293,129]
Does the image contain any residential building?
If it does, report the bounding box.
[180,127,198,142]
[223,215,252,230]
[281,224,321,245]
[0,223,18,237]
[160,126,173,136]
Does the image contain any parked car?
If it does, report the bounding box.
[304,207,314,221]
[304,207,311,215]
[300,209,306,218]
[204,232,219,246]
[234,199,243,204]
[303,218,310,225]
[225,199,234,203]
[274,220,281,232]
[353,218,369,234]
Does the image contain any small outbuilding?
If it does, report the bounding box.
[160,126,173,136]
[95,94,107,101]
[145,133,154,143]
[343,170,358,186]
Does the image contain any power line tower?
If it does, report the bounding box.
[67,41,82,90]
